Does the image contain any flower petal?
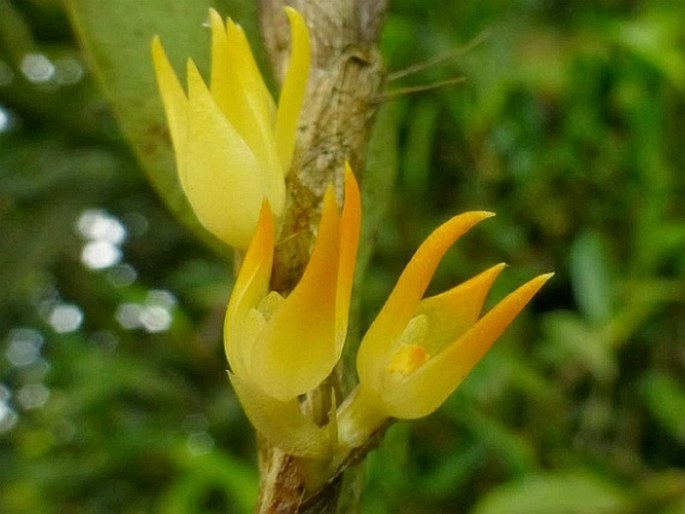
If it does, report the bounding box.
[274,7,311,174]
[229,372,331,458]
[336,164,361,346]
[385,272,554,419]
[251,187,342,400]
[209,10,275,130]
[224,202,274,377]
[416,263,506,356]
[215,15,283,208]
[184,59,268,248]
[357,211,495,389]
[151,37,188,172]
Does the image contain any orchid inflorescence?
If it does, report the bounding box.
[153,7,551,468]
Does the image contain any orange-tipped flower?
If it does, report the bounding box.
[152,8,310,249]
[224,165,360,457]
[337,213,552,449]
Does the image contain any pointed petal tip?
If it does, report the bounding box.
[527,271,555,290]
[468,262,508,288]
[421,210,496,257]
[257,200,275,238]
[185,57,199,78]
[185,58,209,101]
[221,13,239,33]
[323,182,337,209]
[476,210,496,220]
[283,7,310,50]
[151,37,165,70]
[258,198,273,220]
[343,161,354,180]
[506,271,554,310]
[540,271,555,281]
[343,164,361,208]
[474,262,508,286]
[284,5,304,23]
[208,8,225,32]
[238,198,274,261]
[483,264,553,281]
[531,271,555,291]
[273,4,310,173]
[238,198,274,267]
[442,210,496,232]
[151,36,168,66]
[452,210,495,220]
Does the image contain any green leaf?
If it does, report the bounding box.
[569,231,615,325]
[402,98,439,193]
[472,470,632,514]
[161,443,257,514]
[640,372,685,444]
[345,100,402,359]
[539,310,617,383]
[357,100,402,277]
[66,0,254,256]
[609,9,685,89]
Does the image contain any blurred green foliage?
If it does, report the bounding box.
[1,0,683,513]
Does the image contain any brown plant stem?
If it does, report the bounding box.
[253,1,388,512]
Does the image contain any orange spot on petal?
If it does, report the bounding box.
[387,344,430,378]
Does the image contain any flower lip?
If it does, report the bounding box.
[387,344,431,378]
[381,271,554,419]
[337,262,551,450]
[356,211,495,389]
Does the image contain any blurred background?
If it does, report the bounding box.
[1,0,683,512]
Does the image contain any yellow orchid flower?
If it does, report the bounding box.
[337,212,553,449]
[151,8,310,249]
[224,165,360,457]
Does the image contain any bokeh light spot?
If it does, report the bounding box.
[17,383,50,410]
[20,53,55,83]
[48,304,84,333]
[0,106,9,132]
[54,58,84,85]
[115,303,143,330]
[81,241,122,269]
[187,431,214,456]
[139,306,172,333]
[77,209,126,245]
[5,328,43,367]
[0,394,18,433]
[107,264,137,287]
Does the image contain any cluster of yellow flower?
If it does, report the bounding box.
[152,8,551,462]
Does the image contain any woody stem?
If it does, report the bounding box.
[253,1,388,512]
